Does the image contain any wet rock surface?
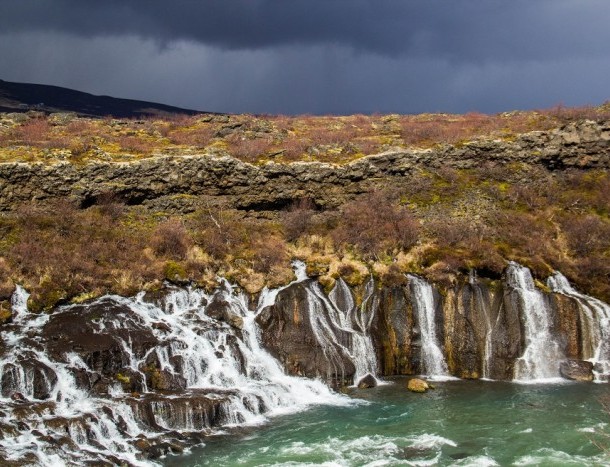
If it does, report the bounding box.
[1,262,609,464]
[559,359,594,381]
[371,286,415,376]
[256,280,356,387]
[357,374,377,389]
[0,283,344,465]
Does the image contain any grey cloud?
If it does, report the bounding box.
[1,31,608,115]
[0,1,609,114]
[1,1,610,62]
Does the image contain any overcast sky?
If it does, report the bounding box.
[1,1,609,115]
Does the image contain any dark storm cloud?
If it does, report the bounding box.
[2,1,609,61]
[1,1,609,114]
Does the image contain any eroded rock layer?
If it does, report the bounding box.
[1,120,608,212]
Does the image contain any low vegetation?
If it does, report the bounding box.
[0,164,608,312]
[1,103,609,164]
[0,104,609,312]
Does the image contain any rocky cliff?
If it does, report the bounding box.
[1,120,608,212]
[261,265,607,384]
[1,262,608,464]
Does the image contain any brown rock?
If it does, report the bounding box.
[357,374,377,389]
[149,369,187,392]
[560,359,594,382]
[407,378,430,393]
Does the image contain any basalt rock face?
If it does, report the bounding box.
[0,120,608,212]
[370,286,415,376]
[2,264,609,464]
[259,265,609,383]
[256,280,356,387]
[559,360,594,381]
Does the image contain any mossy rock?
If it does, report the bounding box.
[27,289,68,313]
[163,261,188,283]
[0,301,12,324]
[407,378,430,393]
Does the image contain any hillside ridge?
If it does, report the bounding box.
[0,78,207,117]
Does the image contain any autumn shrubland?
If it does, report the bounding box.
[0,104,609,312]
[1,103,609,164]
[0,164,608,312]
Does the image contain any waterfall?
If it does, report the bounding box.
[295,271,379,386]
[408,275,450,379]
[328,277,379,384]
[469,273,495,380]
[548,272,610,382]
[0,280,352,466]
[507,263,563,382]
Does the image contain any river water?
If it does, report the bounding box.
[166,379,609,466]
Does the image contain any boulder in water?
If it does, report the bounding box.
[149,368,187,392]
[357,374,377,389]
[205,297,244,330]
[10,392,27,403]
[559,359,594,382]
[407,378,430,393]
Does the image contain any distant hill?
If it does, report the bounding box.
[0,79,208,118]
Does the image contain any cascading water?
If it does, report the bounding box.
[469,272,495,380]
[507,262,564,382]
[328,277,379,384]
[407,275,450,379]
[0,279,352,465]
[290,265,379,386]
[548,272,610,382]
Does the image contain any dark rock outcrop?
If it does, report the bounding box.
[256,280,355,387]
[371,286,415,376]
[42,299,159,381]
[560,359,594,381]
[0,120,608,212]
[357,374,377,389]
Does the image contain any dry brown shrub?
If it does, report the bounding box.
[151,219,191,260]
[561,215,610,256]
[332,191,419,258]
[94,192,125,219]
[227,135,274,162]
[16,118,51,146]
[249,234,289,274]
[492,211,556,261]
[426,217,483,247]
[8,202,154,310]
[65,119,93,134]
[281,198,316,242]
[544,104,610,123]
[191,208,249,260]
[168,125,215,148]
[116,135,156,154]
[281,138,310,161]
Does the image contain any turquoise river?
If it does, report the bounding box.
[166,379,610,466]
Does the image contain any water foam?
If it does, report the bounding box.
[507,263,564,382]
[0,278,354,465]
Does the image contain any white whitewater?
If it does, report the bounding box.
[0,279,352,466]
[328,277,380,384]
[408,275,450,379]
[507,262,563,382]
[295,269,380,385]
[469,272,495,380]
[547,272,610,382]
